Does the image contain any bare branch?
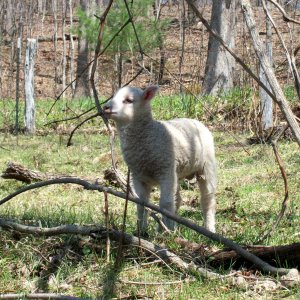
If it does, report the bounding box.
[257,141,289,243]
[267,0,300,25]
[0,177,291,275]
[66,113,99,147]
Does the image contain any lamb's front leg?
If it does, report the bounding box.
[132,178,152,235]
[159,174,177,231]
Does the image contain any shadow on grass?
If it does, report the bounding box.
[100,261,123,299]
[35,236,85,292]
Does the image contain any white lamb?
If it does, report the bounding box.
[103,85,217,233]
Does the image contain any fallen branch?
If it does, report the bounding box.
[1,161,70,183]
[0,218,219,279]
[0,177,291,275]
[207,243,300,269]
[0,294,85,300]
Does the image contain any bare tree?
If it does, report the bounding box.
[61,0,67,98]
[202,0,236,95]
[69,0,76,96]
[73,0,92,99]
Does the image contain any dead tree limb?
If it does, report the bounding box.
[0,177,290,275]
[1,161,70,183]
[0,218,220,279]
[175,237,300,268]
[208,243,300,269]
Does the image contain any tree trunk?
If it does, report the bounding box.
[5,0,14,36]
[241,0,300,146]
[68,0,76,96]
[259,1,273,131]
[73,0,91,99]
[52,0,58,96]
[61,1,67,98]
[24,38,37,134]
[202,0,236,95]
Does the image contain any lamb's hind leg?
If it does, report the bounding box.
[196,173,216,233]
[175,185,182,213]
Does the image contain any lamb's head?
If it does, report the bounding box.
[103,85,159,125]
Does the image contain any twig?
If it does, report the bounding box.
[267,0,300,25]
[124,259,164,270]
[66,113,99,146]
[257,141,289,243]
[115,169,131,268]
[119,278,191,285]
[104,191,110,263]
[149,212,171,234]
[186,0,300,146]
[90,0,114,116]
[240,0,300,146]
[0,177,291,275]
[0,293,87,300]
[44,107,95,127]
[48,67,143,146]
[123,0,144,59]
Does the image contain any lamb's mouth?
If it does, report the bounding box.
[102,110,116,117]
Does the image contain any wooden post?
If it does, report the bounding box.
[24,38,37,134]
[15,36,22,134]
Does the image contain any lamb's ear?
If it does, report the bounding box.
[142,85,159,102]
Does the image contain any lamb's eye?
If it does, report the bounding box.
[123,98,133,104]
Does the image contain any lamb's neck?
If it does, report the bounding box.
[117,113,155,148]
[117,111,154,135]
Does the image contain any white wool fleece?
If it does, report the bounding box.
[103,85,217,233]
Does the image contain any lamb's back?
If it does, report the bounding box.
[119,118,214,183]
[164,118,214,178]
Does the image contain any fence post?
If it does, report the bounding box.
[24,38,37,134]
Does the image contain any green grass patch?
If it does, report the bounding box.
[0,95,299,298]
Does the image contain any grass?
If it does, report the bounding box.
[0,95,300,298]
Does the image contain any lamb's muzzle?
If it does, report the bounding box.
[103,85,217,234]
